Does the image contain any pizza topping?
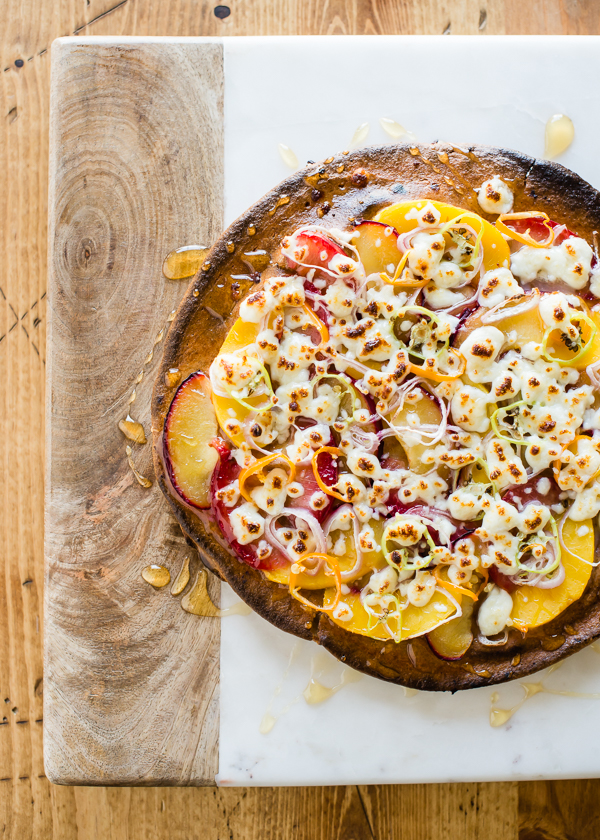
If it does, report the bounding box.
[477,267,523,307]
[477,177,514,215]
[477,585,513,636]
[511,236,593,290]
[164,197,600,656]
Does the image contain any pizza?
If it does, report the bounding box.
[152,142,600,691]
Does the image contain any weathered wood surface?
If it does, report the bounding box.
[45,39,224,785]
[3,0,600,836]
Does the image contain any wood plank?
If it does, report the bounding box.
[44,39,224,785]
[2,0,600,835]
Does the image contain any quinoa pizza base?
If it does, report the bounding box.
[151,142,600,691]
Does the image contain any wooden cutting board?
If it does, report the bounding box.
[45,38,224,786]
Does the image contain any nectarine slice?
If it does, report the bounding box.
[353,220,401,276]
[427,597,474,660]
[165,372,219,509]
[388,389,443,474]
[322,586,459,640]
[511,518,594,629]
[374,200,510,273]
[211,318,261,447]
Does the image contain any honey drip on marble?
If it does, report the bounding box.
[489,662,600,727]
[380,117,416,142]
[350,122,369,148]
[544,114,574,160]
[181,570,252,617]
[278,143,299,170]
[260,650,362,734]
[142,564,171,588]
[118,416,146,444]
[303,661,363,705]
[162,246,209,280]
[170,557,191,596]
[259,643,301,735]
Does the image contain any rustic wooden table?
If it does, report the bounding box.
[2,0,600,837]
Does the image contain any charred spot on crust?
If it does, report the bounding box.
[350,168,369,188]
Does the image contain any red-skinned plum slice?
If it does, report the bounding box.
[164,372,219,509]
[283,229,346,285]
[352,220,400,276]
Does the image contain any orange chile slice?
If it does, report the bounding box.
[433,567,488,602]
[238,452,296,503]
[495,212,555,249]
[408,348,466,383]
[379,250,429,288]
[311,446,347,501]
[300,302,329,344]
[289,553,342,612]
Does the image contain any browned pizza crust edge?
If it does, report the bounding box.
[151,142,600,691]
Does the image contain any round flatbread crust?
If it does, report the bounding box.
[152,142,600,690]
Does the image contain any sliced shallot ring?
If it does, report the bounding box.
[477,631,508,646]
[480,289,541,323]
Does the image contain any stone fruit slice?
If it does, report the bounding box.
[374,200,510,272]
[427,597,474,660]
[210,317,261,447]
[511,518,594,628]
[322,587,458,640]
[386,388,443,475]
[352,220,401,276]
[165,372,219,509]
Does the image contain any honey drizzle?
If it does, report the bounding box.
[162,246,209,281]
[544,114,574,160]
[141,564,171,588]
[451,145,480,162]
[180,569,252,617]
[118,416,146,444]
[126,445,152,488]
[350,122,370,148]
[489,661,600,727]
[437,151,476,195]
[259,648,363,734]
[408,146,442,175]
[121,310,176,487]
[259,643,301,734]
[267,195,290,216]
[170,556,191,596]
[278,143,299,170]
[380,117,416,142]
[303,662,362,705]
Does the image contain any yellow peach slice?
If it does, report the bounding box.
[211,318,261,447]
[322,587,459,640]
[352,220,402,276]
[374,200,510,273]
[511,518,594,629]
[388,390,443,474]
[457,292,597,371]
[455,291,544,349]
[165,372,219,509]
[264,520,386,590]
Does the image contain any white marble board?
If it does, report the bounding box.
[218,35,600,787]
